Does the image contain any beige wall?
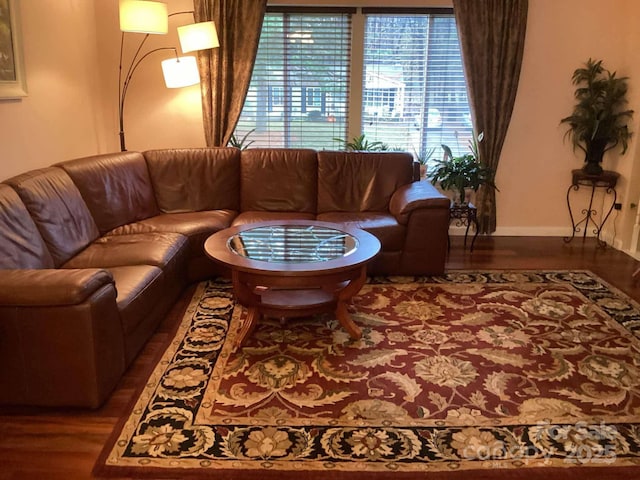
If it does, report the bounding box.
[2,0,640,252]
[499,0,640,251]
[95,0,206,153]
[0,0,108,179]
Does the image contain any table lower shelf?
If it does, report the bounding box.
[257,288,337,315]
[230,267,367,349]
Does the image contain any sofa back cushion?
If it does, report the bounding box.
[144,148,241,213]
[317,151,414,213]
[5,168,100,267]
[0,184,54,269]
[57,152,159,234]
[240,149,317,213]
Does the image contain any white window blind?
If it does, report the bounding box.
[235,8,472,159]
[235,9,352,149]
[362,12,472,159]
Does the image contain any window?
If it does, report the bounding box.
[235,8,472,159]
[362,11,472,159]
[302,87,323,112]
[269,86,284,111]
[236,9,352,150]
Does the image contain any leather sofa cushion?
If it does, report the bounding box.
[108,210,236,252]
[63,232,187,270]
[317,151,414,213]
[232,211,316,226]
[144,148,241,213]
[6,168,100,267]
[111,210,236,234]
[0,184,54,269]
[316,212,405,251]
[57,152,160,235]
[241,149,317,213]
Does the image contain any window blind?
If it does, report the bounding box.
[235,11,352,149]
[362,13,472,159]
[235,9,472,160]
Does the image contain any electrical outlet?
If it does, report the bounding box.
[614,203,622,210]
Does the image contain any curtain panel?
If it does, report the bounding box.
[453,0,528,234]
[194,0,267,147]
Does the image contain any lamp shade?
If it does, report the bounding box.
[177,21,219,53]
[161,56,200,88]
[119,0,168,34]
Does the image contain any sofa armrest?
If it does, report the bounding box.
[387,181,451,276]
[0,268,114,306]
[0,268,125,408]
[389,181,451,225]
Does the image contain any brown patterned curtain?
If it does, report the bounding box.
[453,0,528,234]
[193,0,267,147]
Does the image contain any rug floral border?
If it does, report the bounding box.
[97,270,640,476]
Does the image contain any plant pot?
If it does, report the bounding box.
[582,139,606,175]
[582,161,604,176]
[419,164,427,180]
[451,188,470,206]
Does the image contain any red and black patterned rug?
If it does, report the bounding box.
[95,271,640,479]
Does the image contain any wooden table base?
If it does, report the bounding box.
[231,266,367,349]
[204,221,381,350]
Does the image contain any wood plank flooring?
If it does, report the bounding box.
[0,236,639,480]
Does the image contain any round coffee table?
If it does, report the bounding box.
[204,220,381,348]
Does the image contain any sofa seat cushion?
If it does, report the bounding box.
[232,211,316,226]
[315,212,405,251]
[106,265,163,335]
[62,232,187,269]
[108,210,237,237]
[108,210,236,252]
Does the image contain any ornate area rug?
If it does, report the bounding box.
[95,271,640,479]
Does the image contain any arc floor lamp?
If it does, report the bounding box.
[118,0,219,151]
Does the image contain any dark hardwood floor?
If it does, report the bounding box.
[1,236,639,480]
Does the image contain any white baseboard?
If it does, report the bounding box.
[448,226,569,237]
[448,226,629,255]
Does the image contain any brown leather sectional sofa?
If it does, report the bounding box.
[0,147,450,408]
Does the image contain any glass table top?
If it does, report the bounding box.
[227,224,358,263]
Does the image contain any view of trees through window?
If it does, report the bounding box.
[235,9,472,161]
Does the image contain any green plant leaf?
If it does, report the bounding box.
[560,58,633,162]
[333,133,389,151]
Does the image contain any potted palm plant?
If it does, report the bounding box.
[561,58,634,175]
[426,133,497,205]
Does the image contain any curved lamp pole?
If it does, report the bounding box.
[118,34,188,152]
[117,4,218,152]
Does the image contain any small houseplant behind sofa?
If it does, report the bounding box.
[0,147,449,408]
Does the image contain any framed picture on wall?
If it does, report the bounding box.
[0,0,27,99]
